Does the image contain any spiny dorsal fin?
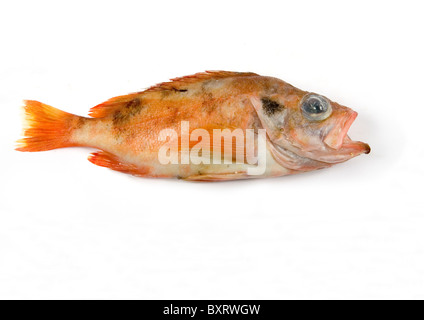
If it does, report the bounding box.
[143,70,258,93]
[88,71,258,118]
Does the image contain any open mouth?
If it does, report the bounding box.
[269,107,370,166]
[323,111,370,155]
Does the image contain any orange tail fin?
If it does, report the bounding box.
[16,100,81,152]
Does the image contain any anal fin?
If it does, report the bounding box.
[88,151,150,177]
[183,172,248,182]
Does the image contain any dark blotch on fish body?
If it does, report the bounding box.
[172,87,188,93]
[113,98,142,126]
[261,97,284,116]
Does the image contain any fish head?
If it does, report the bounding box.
[252,86,370,169]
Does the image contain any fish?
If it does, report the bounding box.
[16,71,370,181]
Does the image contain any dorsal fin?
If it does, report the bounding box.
[143,70,258,93]
[88,71,258,118]
[89,93,141,118]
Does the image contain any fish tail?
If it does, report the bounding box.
[16,100,83,152]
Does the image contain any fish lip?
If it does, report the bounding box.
[341,139,371,155]
[358,141,371,154]
[323,110,370,155]
[319,110,370,162]
[324,111,358,150]
[364,143,371,154]
[338,113,371,156]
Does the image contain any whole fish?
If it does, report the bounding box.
[17,71,370,181]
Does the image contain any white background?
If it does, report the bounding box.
[0,0,423,300]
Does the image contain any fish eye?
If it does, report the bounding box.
[301,94,332,121]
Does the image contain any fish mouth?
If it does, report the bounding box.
[269,108,370,166]
[323,111,370,157]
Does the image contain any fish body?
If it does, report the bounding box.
[17,71,370,181]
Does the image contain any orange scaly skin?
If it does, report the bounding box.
[17,71,370,181]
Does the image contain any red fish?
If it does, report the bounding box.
[17,71,370,181]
